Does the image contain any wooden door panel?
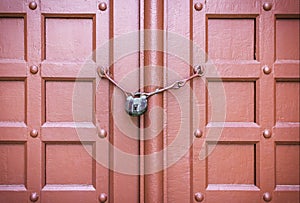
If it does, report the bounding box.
[41,191,97,203]
[44,18,94,62]
[39,0,109,202]
[0,80,26,122]
[41,0,96,13]
[275,81,299,122]
[207,18,256,60]
[192,0,299,202]
[41,14,96,78]
[205,0,260,14]
[0,143,26,185]
[193,0,261,200]
[275,144,299,185]
[44,80,94,123]
[275,19,299,60]
[45,143,95,185]
[0,0,111,202]
[0,17,25,60]
[273,2,300,201]
[206,142,256,185]
[205,191,261,203]
[207,80,256,123]
[0,1,28,202]
[165,0,192,202]
[110,1,140,202]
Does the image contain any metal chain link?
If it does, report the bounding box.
[97,67,133,97]
[97,65,204,98]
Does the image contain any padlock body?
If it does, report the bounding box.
[125,95,148,116]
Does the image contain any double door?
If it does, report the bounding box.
[0,0,299,202]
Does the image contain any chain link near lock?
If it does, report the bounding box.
[97,66,204,116]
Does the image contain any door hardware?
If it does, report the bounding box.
[97,65,204,116]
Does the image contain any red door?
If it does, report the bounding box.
[0,0,299,203]
[0,0,107,202]
[191,0,300,202]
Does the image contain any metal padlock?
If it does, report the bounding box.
[125,95,148,116]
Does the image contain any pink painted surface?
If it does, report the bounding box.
[0,0,299,202]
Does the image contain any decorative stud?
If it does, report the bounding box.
[98,193,108,202]
[30,192,39,202]
[98,129,107,138]
[263,129,272,139]
[30,129,38,138]
[30,65,39,74]
[29,1,37,10]
[98,2,107,11]
[194,192,204,202]
[194,129,203,138]
[194,3,203,11]
[263,65,272,74]
[263,3,272,11]
[263,192,272,202]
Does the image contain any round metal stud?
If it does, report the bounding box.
[30,65,39,74]
[194,129,203,138]
[263,129,272,139]
[98,2,107,11]
[263,2,272,11]
[30,192,39,202]
[29,1,37,10]
[194,3,203,11]
[263,192,272,202]
[98,129,107,138]
[263,65,272,75]
[194,192,204,202]
[30,129,38,138]
[98,193,108,202]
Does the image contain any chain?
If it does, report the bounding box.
[98,67,133,97]
[97,65,204,98]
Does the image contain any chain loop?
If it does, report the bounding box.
[97,66,204,98]
[97,67,133,97]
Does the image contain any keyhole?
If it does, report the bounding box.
[133,104,138,111]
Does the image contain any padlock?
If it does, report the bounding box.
[125,95,148,116]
